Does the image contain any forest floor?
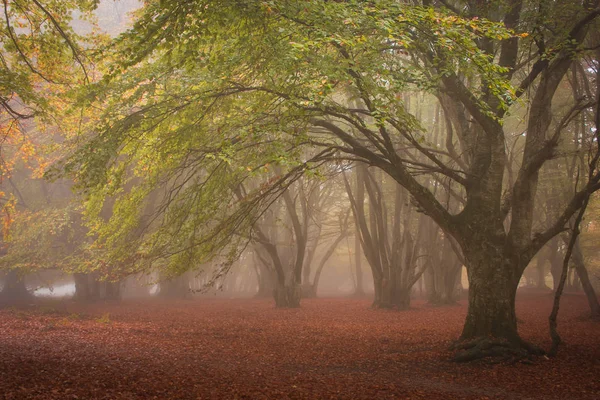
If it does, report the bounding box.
[0,292,599,399]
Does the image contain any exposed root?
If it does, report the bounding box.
[450,337,544,364]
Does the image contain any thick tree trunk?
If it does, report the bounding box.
[159,275,189,298]
[73,273,122,302]
[391,287,411,310]
[372,276,411,310]
[453,247,543,362]
[302,284,316,298]
[273,283,301,308]
[0,270,31,305]
[461,272,519,342]
[104,281,122,301]
[73,273,98,302]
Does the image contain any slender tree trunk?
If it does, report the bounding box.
[425,267,439,304]
[354,234,364,296]
[550,260,562,291]
[253,251,275,298]
[255,269,274,298]
[572,270,581,292]
[441,262,461,304]
[570,240,600,317]
[310,230,348,297]
[536,252,549,290]
[567,268,575,291]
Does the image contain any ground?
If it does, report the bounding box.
[0,292,598,399]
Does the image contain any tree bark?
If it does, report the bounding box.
[159,274,189,298]
[535,248,549,290]
[547,238,562,291]
[73,272,97,302]
[461,266,519,342]
[73,272,122,302]
[253,250,275,298]
[452,245,543,362]
[274,282,301,308]
[354,234,364,296]
[0,270,31,305]
[441,261,462,304]
[570,239,600,317]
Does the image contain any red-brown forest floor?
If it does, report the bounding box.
[0,292,598,399]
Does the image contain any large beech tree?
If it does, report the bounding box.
[60,0,600,360]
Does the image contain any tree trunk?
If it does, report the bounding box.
[453,247,542,362]
[372,275,411,310]
[253,254,274,298]
[372,276,384,308]
[0,270,31,305]
[273,282,301,308]
[73,273,98,302]
[302,284,316,298]
[571,270,581,292]
[440,263,461,304]
[103,281,122,301]
[536,253,549,290]
[571,240,600,318]
[354,234,364,296]
[425,267,440,304]
[461,271,518,342]
[74,273,122,302]
[159,275,189,298]
[547,238,562,291]
[391,286,411,310]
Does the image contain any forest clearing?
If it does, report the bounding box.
[1,293,598,400]
[2,0,600,398]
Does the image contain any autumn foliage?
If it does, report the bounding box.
[1,293,598,399]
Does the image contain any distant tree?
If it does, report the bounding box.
[343,164,428,309]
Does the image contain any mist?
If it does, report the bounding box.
[1,1,599,399]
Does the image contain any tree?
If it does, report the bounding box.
[0,0,98,302]
[343,164,428,309]
[242,172,349,306]
[60,1,600,360]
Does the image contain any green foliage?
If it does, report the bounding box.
[60,0,521,277]
[0,203,92,274]
[0,0,98,120]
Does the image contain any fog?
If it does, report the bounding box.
[1,1,600,398]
